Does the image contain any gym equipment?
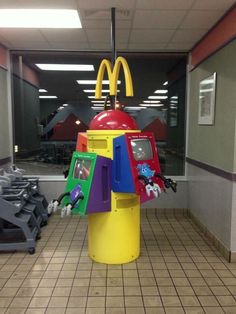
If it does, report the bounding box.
[0,188,40,254]
[0,168,48,225]
[0,165,49,254]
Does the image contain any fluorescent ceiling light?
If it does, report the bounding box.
[143,100,161,104]
[148,96,168,99]
[91,107,104,110]
[91,100,109,103]
[88,96,106,99]
[170,100,178,104]
[39,89,47,92]
[0,9,82,28]
[201,79,214,85]
[63,104,69,107]
[90,103,105,107]
[170,96,178,99]
[36,64,94,71]
[39,95,57,99]
[83,89,120,93]
[124,107,146,111]
[163,81,168,86]
[139,104,164,107]
[77,80,121,85]
[154,89,168,94]
[200,88,214,93]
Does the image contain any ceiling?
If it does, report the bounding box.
[6,0,235,117]
[0,0,235,51]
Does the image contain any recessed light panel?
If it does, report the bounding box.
[83,89,120,93]
[148,96,168,99]
[154,89,168,94]
[0,9,82,28]
[139,104,164,107]
[77,80,121,85]
[143,100,161,103]
[36,64,94,71]
[39,96,57,99]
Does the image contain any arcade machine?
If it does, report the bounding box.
[48,5,176,266]
[49,56,176,264]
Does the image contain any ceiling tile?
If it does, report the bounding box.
[136,0,195,10]
[82,19,132,29]
[88,42,112,50]
[0,0,78,9]
[0,29,46,42]
[180,10,223,29]
[89,41,128,50]
[40,29,88,43]
[77,0,136,9]
[166,42,194,50]
[80,8,133,20]
[130,30,174,43]
[49,41,90,50]
[133,10,187,29]
[86,29,109,42]
[171,29,207,43]
[192,0,236,10]
[7,40,51,49]
[128,42,167,50]
[86,29,130,43]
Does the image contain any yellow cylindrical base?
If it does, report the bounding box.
[88,192,140,264]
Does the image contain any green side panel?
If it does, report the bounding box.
[63,151,97,215]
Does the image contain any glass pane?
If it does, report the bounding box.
[11,51,186,176]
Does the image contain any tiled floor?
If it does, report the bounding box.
[1,211,236,314]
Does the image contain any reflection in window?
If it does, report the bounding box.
[11,51,186,176]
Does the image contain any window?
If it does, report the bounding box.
[11,51,187,176]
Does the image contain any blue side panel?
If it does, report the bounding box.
[112,135,135,193]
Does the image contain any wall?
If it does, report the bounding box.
[0,45,11,165]
[187,38,236,253]
[188,40,236,172]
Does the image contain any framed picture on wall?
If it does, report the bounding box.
[198,72,217,125]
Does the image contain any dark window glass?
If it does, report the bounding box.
[11,51,186,176]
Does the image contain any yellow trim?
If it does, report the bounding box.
[87,130,140,159]
[95,56,134,99]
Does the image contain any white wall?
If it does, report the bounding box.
[187,163,233,250]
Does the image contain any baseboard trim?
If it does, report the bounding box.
[187,210,231,262]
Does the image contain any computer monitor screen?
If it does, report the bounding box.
[73,158,92,180]
[131,139,153,161]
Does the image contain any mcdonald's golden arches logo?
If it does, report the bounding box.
[95,56,134,99]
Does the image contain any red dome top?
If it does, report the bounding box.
[89,110,138,130]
